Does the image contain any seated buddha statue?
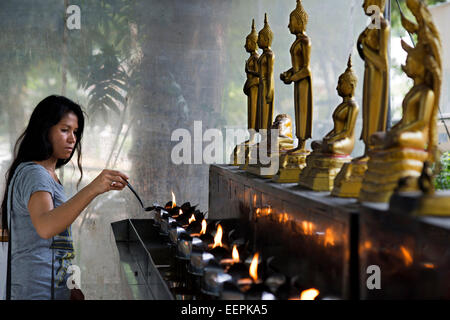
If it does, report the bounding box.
[311,56,359,156]
[271,113,295,152]
[247,114,294,178]
[359,1,442,203]
[298,56,359,191]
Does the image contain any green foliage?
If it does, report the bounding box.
[0,0,135,129]
[435,152,450,190]
[69,0,135,124]
[79,44,129,120]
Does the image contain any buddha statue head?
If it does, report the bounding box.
[258,13,273,49]
[363,0,386,15]
[337,55,358,98]
[289,0,308,34]
[245,19,258,53]
[272,114,293,139]
[402,43,427,82]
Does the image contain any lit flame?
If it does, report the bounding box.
[212,224,223,248]
[300,288,319,300]
[179,209,183,215]
[200,219,207,235]
[188,214,196,224]
[249,253,259,282]
[324,228,335,247]
[278,213,289,224]
[255,208,261,218]
[171,191,176,208]
[423,263,435,269]
[302,221,314,236]
[400,246,413,266]
[232,245,240,262]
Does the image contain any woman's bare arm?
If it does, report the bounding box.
[28,169,128,239]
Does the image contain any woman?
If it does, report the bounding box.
[1,95,129,300]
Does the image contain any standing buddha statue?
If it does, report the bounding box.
[246,13,277,177]
[231,19,260,167]
[331,0,390,197]
[359,0,442,203]
[244,19,261,143]
[273,0,313,183]
[256,13,275,135]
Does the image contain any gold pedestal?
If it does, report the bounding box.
[298,152,352,191]
[230,142,250,167]
[272,150,309,183]
[245,147,280,178]
[239,162,249,170]
[359,147,429,203]
[389,190,450,217]
[331,158,368,198]
[415,193,450,216]
[246,163,277,178]
[244,144,277,179]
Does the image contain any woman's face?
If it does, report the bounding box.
[48,111,79,160]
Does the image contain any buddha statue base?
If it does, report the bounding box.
[358,147,429,203]
[246,139,295,179]
[389,190,450,217]
[246,161,278,179]
[245,149,280,179]
[230,143,247,166]
[331,157,368,198]
[230,142,256,169]
[247,114,296,179]
[298,151,352,191]
[239,161,250,171]
[272,149,309,183]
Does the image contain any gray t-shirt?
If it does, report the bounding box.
[7,161,74,300]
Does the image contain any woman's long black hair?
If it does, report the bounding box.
[1,95,85,231]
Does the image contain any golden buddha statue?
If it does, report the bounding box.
[244,19,261,142]
[359,0,442,203]
[384,0,448,213]
[331,0,390,197]
[389,161,450,217]
[358,0,390,152]
[246,14,277,176]
[231,19,260,167]
[256,13,275,133]
[272,114,295,152]
[273,0,313,183]
[298,56,359,191]
[247,114,295,178]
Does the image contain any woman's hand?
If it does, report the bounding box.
[88,169,129,196]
